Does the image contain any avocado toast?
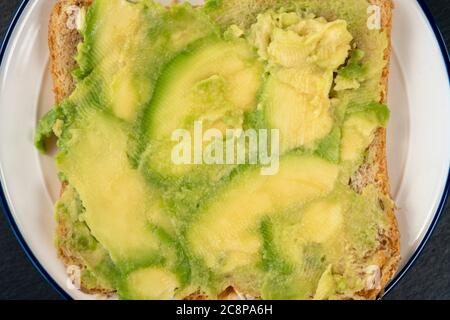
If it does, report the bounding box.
[37,0,399,300]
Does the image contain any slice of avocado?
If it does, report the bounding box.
[250,11,353,154]
[75,0,217,122]
[186,155,338,286]
[140,36,263,178]
[262,73,335,153]
[261,183,390,300]
[56,109,171,271]
[340,102,390,165]
[55,185,120,291]
[119,267,180,300]
[144,37,263,138]
[261,242,328,300]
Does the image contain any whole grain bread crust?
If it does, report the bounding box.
[356,0,400,300]
[49,0,399,300]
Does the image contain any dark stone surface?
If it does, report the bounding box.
[0,0,449,300]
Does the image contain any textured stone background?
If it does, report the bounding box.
[0,0,449,300]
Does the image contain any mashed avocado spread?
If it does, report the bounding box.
[36,0,392,300]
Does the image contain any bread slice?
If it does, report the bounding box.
[48,0,399,299]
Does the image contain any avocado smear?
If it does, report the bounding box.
[36,0,392,300]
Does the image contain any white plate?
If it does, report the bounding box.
[0,0,449,300]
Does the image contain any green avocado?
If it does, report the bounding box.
[73,0,218,122]
[55,185,120,291]
[36,0,393,300]
[140,36,263,179]
[186,154,339,294]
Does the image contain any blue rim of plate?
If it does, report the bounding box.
[0,0,449,301]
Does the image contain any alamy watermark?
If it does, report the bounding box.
[171,121,280,176]
[66,265,81,291]
[367,5,381,30]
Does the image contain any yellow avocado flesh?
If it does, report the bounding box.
[263,73,334,151]
[259,185,388,300]
[75,0,217,122]
[147,39,263,139]
[140,38,263,178]
[341,113,380,162]
[188,155,339,273]
[251,12,353,152]
[122,268,180,300]
[299,200,344,244]
[57,111,166,267]
[40,0,393,300]
[55,185,118,291]
[81,0,148,121]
